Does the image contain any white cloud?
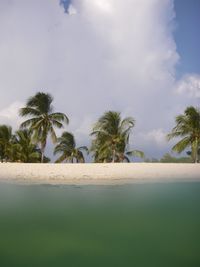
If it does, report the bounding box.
[0,102,23,129]
[88,0,113,14]
[67,4,77,15]
[175,74,200,98]
[0,0,197,158]
[143,128,167,147]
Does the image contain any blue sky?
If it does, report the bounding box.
[174,0,200,76]
[60,0,71,13]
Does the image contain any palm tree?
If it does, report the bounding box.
[13,129,42,163]
[91,111,144,163]
[54,132,88,163]
[167,106,200,163]
[0,125,15,162]
[19,92,69,162]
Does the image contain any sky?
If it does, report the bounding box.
[174,0,200,76]
[0,0,199,161]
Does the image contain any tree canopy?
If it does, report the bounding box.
[91,111,144,162]
[167,106,200,163]
[19,92,69,162]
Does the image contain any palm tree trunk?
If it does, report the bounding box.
[194,138,199,163]
[41,150,44,163]
[41,142,46,163]
[112,149,116,163]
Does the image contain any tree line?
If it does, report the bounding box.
[0,92,199,163]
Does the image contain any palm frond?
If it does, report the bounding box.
[49,126,57,144]
[51,120,64,129]
[126,150,145,158]
[171,137,191,153]
[78,146,89,154]
[20,118,40,129]
[168,106,200,158]
[123,155,130,162]
[120,117,135,133]
[50,113,69,124]
[55,153,68,163]
[26,92,53,114]
[19,107,40,117]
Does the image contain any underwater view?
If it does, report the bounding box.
[0,182,200,267]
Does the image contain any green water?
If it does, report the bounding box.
[0,182,199,267]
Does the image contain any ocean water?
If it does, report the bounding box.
[0,182,199,267]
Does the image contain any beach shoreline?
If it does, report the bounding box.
[0,163,199,185]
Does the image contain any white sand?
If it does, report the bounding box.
[0,163,199,185]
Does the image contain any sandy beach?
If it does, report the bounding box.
[0,163,199,185]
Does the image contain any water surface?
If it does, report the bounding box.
[0,182,199,267]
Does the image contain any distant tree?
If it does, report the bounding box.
[91,111,144,162]
[19,92,69,162]
[54,132,88,163]
[160,153,192,163]
[13,129,42,163]
[144,158,159,163]
[167,106,200,163]
[0,125,15,162]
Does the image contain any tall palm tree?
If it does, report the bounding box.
[54,132,88,163]
[13,129,42,163]
[167,106,200,163]
[91,111,144,163]
[0,125,15,162]
[19,92,69,162]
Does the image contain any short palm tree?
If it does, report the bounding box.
[13,129,42,163]
[91,111,144,162]
[167,106,200,163]
[54,132,88,163]
[19,92,69,162]
[0,125,15,162]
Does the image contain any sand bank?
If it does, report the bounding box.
[0,163,199,185]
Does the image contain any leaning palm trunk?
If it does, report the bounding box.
[192,138,199,163]
[40,141,46,163]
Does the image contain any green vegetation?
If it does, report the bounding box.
[0,125,49,163]
[91,111,144,162]
[11,129,41,163]
[54,132,88,163]
[160,153,193,163]
[0,125,15,162]
[144,158,160,163]
[145,153,193,163]
[0,92,199,163]
[19,92,69,162]
[167,106,200,163]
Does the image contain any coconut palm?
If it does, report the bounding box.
[167,106,200,163]
[91,111,144,162]
[13,129,42,163]
[0,125,15,162]
[54,132,88,163]
[19,92,69,162]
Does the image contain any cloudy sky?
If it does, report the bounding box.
[0,0,199,160]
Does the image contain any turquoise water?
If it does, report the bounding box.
[0,182,199,267]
